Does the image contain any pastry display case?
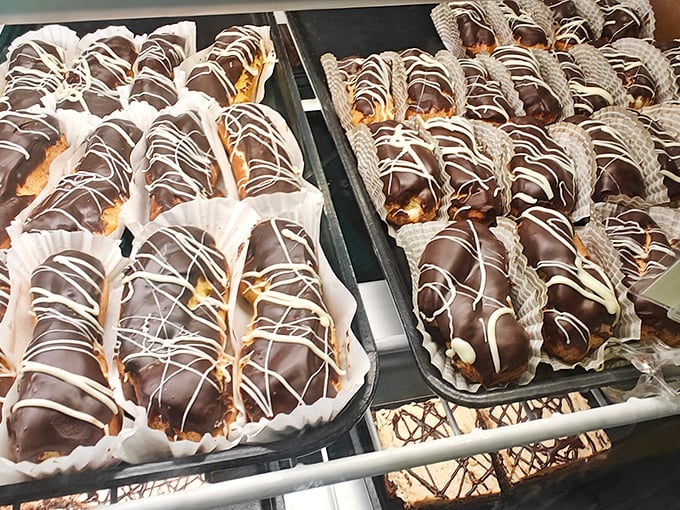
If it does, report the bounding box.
[0,2,679,509]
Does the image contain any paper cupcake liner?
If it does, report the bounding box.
[648,205,680,241]
[533,48,574,120]
[572,0,606,38]
[641,102,680,138]
[593,106,669,205]
[516,0,557,47]
[548,121,597,223]
[320,52,356,133]
[436,50,469,116]
[478,54,526,116]
[611,37,676,105]
[481,0,515,47]
[430,3,465,58]
[385,51,408,122]
[0,231,134,480]
[569,43,629,108]
[471,119,513,215]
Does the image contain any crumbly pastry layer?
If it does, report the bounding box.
[500,115,576,216]
[0,40,67,111]
[238,218,342,422]
[0,109,65,248]
[374,398,501,508]
[446,1,498,56]
[417,220,531,386]
[187,25,267,106]
[551,50,613,116]
[480,392,611,486]
[491,45,562,123]
[517,206,620,363]
[130,33,186,109]
[144,110,220,221]
[603,209,679,346]
[58,35,137,116]
[564,114,644,201]
[368,120,442,226]
[400,48,456,119]
[24,118,143,236]
[460,58,514,125]
[219,102,301,198]
[424,116,503,223]
[9,250,120,463]
[117,226,232,440]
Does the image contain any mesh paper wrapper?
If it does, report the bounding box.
[641,102,680,138]
[394,218,543,393]
[572,0,605,38]
[533,48,574,120]
[593,106,669,205]
[385,51,409,122]
[516,0,557,47]
[569,43,629,108]
[623,0,656,40]
[611,37,676,105]
[478,54,526,116]
[430,3,465,58]
[481,0,516,47]
[548,121,598,223]
[0,231,138,482]
[472,120,514,215]
[436,49,469,116]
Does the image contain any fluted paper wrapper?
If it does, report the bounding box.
[641,103,680,138]
[623,0,656,40]
[593,106,668,205]
[648,205,680,241]
[572,0,605,38]
[472,120,513,215]
[175,25,276,106]
[478,54,526,116]
[570,44,629,108]
[436,49,469,116]
[481,0,515,47]
[395,218,543,392]
[0,231,136,482]
[0,250,18,370]
[533,48,574,120]
[430,3,465,58]
[611,38,676,105]
[548,121,597,223]
[517,0,556,47]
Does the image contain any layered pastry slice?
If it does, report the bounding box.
[8,250,120,463]
[237,218,342,422]
[24,117,142,236]
[117,226,232,439]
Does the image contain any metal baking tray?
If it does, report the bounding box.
[0,12,378,506]
[286,6,641,408]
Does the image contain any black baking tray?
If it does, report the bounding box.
[286,6,641,408]
[0,12,378,506]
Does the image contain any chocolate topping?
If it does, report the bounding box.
[399,48,456,119]
[417,220,530,386]
[544,0,594,48]
[658,40,680,92]
[551,50,613,116]
[219,102,301,198]
[0,258,9,323]
[564,115,645,201]
[0,348,13,414]
[351,54,394,124]
[9,250,119,463]
[447,1,498,55]
[460,58,514,125]
[599,2,643,42]
[492,45,562,123]
[186,61,236,107]
[118,226,230,438]
[239,218,340,421]
[24,118,142,235]
[424,116,503,223]
[517,206,620,363]
[129,33,185,109]
[499,0,550,49]
[598,44,656,108]
[145,111,219,220]
[634,112,680,203]
[368,120,442,225]
[500,115,576,215]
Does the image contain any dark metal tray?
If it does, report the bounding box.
[0,12,378,506]
[286,6,641,408]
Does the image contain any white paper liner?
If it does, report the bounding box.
[648,205,680,242]
[0,250,18,369]
[320,52,355,133]
[593,106,669,205]
[394,218,542,392]
[0,230,135,481]
[482,0,516,47]
[471,120,513,215]
[516,0,557,47]
[0,25,80,97]
[121,93,234,237]
[430,4,465,58]
[478,54,527,116]
[436,50,469,116]
[570,43,629,108]
[548,121,597,223]
[175,25,276,107]
[572,0,605,38]
[611,37,676,105]
[641,103,680,138]
[532,48,574,120]
[622,0,656,40]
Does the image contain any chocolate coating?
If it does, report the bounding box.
[545,0,594,48]
[634,112,680,203]
[186,61,236,107]
[368,120,442,225]
[399,48,456,119]
[145,111,219,220]
[658,40,680,92]
[117,226,230,438]
[24,118,142,235]
[424,116,503,223]
[417,220,530,386]
[551,50,613,116]
[219,102,301,198]
[460,58,514,125]
[129,33,185,109]
[599,2,643,42]
[0,258,9,323]
[598,44,656,108]
[0,348,13,414]
[564,115,645,201]
[499,0,550,49]
[351,54,394,124]
[500,116,576,215]
[517,206,620,363]
[9,250,119,463]
[210,26,265,87]
[239,218,340,421]
[447,1,498,55]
